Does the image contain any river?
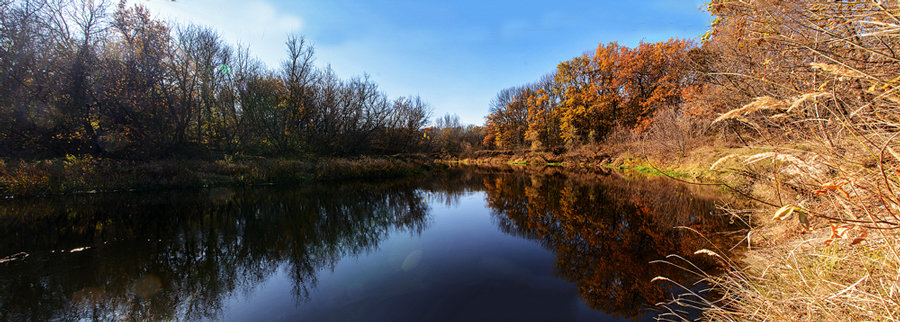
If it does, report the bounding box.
[0,166,740,321]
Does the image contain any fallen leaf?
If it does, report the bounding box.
[835,225,854,239]
[850,229,868,246]
[825,224,858,246]
[814,180,850,197]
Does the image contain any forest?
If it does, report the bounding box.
[483,39,694,150]
[0,0,488,159]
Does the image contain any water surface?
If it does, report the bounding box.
[0,167,738,321]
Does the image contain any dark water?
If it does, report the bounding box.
[0,166,739,321]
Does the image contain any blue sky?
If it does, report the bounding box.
[132,0,712,125]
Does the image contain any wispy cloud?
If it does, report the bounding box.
[129,0,302,66]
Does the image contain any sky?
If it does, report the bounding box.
[130,0,712,125]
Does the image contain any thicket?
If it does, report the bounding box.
[482,39,697,153]
[426,113,487,157]
[690,1,900,320]
[0,0,435,159]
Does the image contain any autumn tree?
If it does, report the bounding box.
[96,1,173,155]
[484,86,528,148]
[524,74,562,150]
[484,39,694,150]
[619,40,693,130]
[553,43,622,144]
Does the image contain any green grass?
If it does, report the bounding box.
[629,165,689,178]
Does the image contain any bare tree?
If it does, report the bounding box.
[0,0,440,158]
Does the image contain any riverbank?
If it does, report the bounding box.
[444,145,763,190]
[447,144,900,320]
[0,155,433,198]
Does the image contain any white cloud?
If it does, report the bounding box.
[128,0,302,67]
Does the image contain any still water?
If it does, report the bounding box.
[0,166,739,321]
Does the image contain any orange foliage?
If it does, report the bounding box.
[484,39,694,149]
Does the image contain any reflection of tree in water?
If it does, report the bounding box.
[0,168,738,320]
[419,166,488,207]
[0,181,429,321]
[482,170,738,318]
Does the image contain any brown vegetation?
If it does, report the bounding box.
[0,155,432,197]
[477,1,900,320]
[689,1,900,320]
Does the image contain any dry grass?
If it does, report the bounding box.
[0,155,430,197]
[658,2,900,320]
[653,213,900,321]
[706,228,900,321]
